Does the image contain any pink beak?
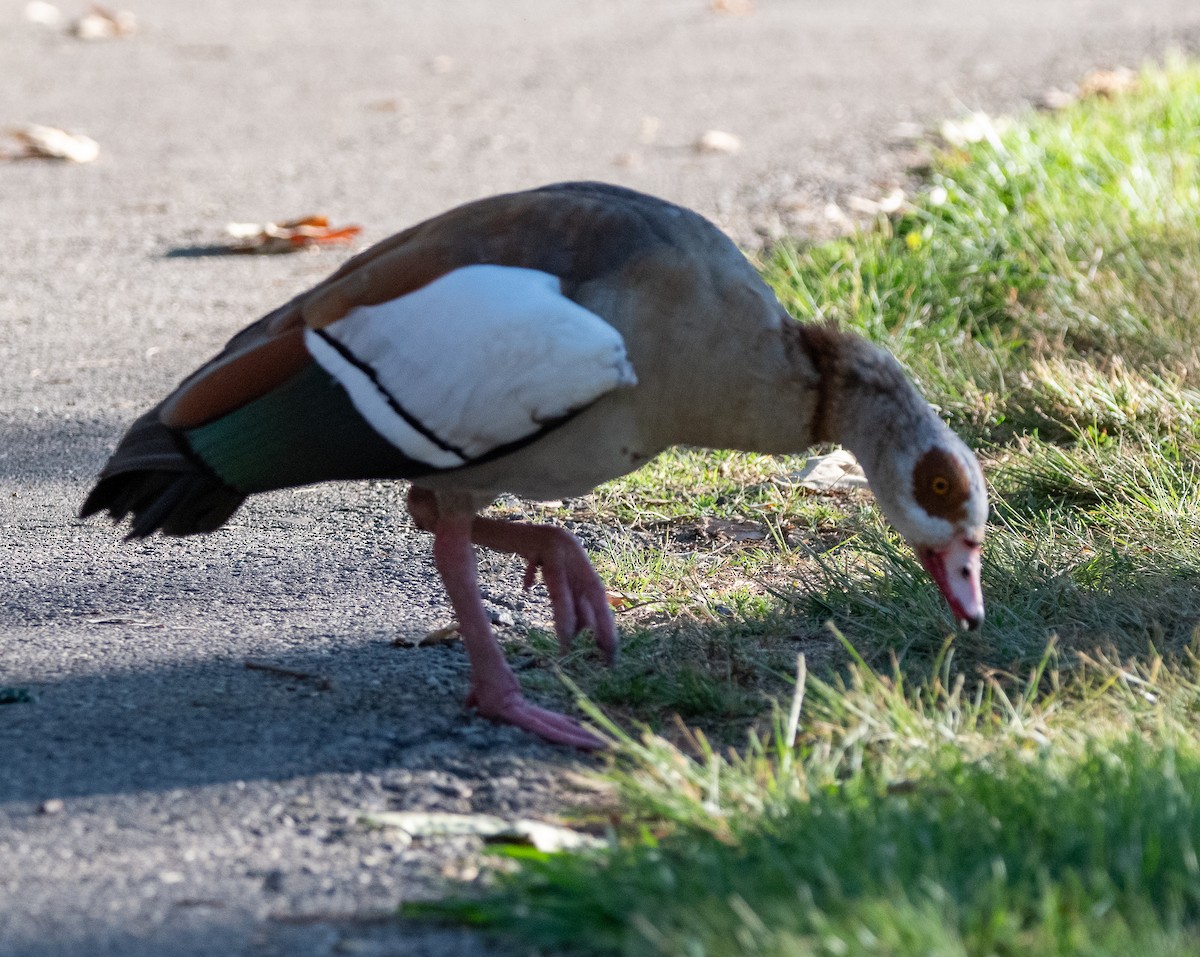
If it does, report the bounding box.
[919,539,984,630]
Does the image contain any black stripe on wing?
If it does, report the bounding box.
[312,328,470,462]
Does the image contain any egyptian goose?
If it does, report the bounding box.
[81,182,987,749]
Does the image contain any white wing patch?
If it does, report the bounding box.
[303,264,637,469]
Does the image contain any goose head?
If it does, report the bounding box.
[868,427,988,630]
[809,330,989,630]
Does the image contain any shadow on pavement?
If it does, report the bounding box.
[0,635,493,804]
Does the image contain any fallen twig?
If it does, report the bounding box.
[243,659,333,691]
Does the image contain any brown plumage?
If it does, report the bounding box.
[82,182,987,748]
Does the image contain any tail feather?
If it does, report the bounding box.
[80,411,245,538]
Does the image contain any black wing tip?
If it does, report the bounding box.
[79,470,244,539]
[78,481,118,522]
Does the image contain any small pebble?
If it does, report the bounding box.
[488,608,515,628]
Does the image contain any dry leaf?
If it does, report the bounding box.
[794,450,869,492]
[70,4,136,39]
[393,623,460,648]
[823,202,853,231]
[877,188,906,214]
[223,215,362,254]
[710,0,754,14]
[692,517,768,542]
[24,1,63,27]
[694,129,742,154]
[1043,68,1136,111]
[846,188,906,216]
[939,112,1009,148]
[1,124,99,163]
[420,623,461,646]
[1041,87,1078,110]
[1078,67,1137,100]
[362,811,603,852]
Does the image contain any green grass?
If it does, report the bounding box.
[423,644,1200,955]
[422,57,1200,953]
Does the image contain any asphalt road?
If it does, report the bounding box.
[3,1,1199,954]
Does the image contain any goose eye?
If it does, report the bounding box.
[913,449,970,521]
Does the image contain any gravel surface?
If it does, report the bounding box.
[2,1,1198,954]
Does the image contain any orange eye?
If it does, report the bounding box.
[931,476,950,496]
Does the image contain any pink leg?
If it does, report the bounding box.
[408,488,618,662]
[428,508,604,750]
[473,518,617,663]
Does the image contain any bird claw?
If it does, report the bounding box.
[519,530,617,664]
[522,559,538,591]
[466,685,604,750]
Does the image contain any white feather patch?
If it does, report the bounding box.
[303,264,637,468]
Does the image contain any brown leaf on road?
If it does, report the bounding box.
[223,215,362,254]
[710,0,754,14]
[392,623,462,648]
[1,124,100,163]
[70,4,136,39]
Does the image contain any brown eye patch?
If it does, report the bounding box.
[913,448,971,521]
